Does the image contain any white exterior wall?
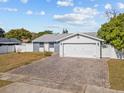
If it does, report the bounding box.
[42,43,54,52]
[15,43,33,52]
[44,43,49,51]
[49,48,54,52]
[60,35,101,58]
[39,47,44,52]
[39,47,54,52]
[35,43,55,52]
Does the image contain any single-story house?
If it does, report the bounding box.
[0,38,21,54]
[33,32,105,58]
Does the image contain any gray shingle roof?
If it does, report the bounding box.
[0,38,21,44]
[33,34,72,42]
[33,32,99,43]
[84,32,97,38]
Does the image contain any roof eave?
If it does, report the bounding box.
[57,33,104,42]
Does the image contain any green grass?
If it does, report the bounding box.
[0,52,46,72]
[108,59,124,90]
[0,80,12,88]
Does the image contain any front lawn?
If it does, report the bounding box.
[108,59,124,90]
[0,52,47,72]
[0,80,12,88]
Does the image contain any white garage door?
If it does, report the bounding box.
[63,43,97,58]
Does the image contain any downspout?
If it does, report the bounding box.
[100,41,102,59]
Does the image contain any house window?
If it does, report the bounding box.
[39,43,44,47]
[49,43,54,48]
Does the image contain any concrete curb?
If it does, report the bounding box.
[0,82,72,93]
[85,85,124,93]
[0,82,124,93]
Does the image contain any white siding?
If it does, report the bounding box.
[49,48,54,52]
[39,47,44,52]
[39,43,55,52]
[60,35,101,58]
[54,43,59,53]
[44,43,49,51]
[61,35,100,43]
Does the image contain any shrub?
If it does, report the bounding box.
[44,51,52,56]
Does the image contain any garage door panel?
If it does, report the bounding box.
[63,44,97,58]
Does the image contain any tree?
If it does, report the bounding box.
[31,32,39,40]
[98,13,124,53]
[5,28,32,42]
[105,9,119,20]
[37,30,53,37]
[0,28,5,37]
[62,29,68,34]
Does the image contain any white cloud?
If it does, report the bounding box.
[94,4,99,7]
[0,0,8,3]
[53,7,98,25]
[20,0,28,4]
[105,3,112,9]
[44,25,62,29]
[57,0,74,7]
[26,10,45,16]
[36,11,45,16]
[0,8,18,12]
[73,7,98,16]
[40,11,45,15]
[26,10,33,15]
[118,2,124,9]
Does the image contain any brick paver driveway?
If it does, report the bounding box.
[9,55,109,92]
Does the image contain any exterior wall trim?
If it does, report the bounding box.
[57,33,104,42]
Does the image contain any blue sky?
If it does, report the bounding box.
[0,0,124,33]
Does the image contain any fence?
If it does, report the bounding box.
[102,45,124,59]
[15,43,33,52]
[0,45,15,54]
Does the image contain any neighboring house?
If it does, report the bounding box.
[33,32,104,58]
[0,38,21,54]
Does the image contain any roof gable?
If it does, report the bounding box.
[58,33,103,42]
